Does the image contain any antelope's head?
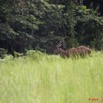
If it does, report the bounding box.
[53,42,68,58]
[54,42,62,54]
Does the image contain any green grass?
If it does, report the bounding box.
[0,51,103,103]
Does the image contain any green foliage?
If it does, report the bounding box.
[0,48,7,58]
[0,0,103,55]
[26,50,43,60]
[74,5,103,49]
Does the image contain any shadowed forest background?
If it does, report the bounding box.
[0,0,103,56]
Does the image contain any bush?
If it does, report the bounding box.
[74,5,103,50]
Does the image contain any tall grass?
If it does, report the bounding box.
[0,51,103,103]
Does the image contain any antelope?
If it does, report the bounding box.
[67,47,79,57]
[67,46,91,57]
[76,46,91,56]
[54,42,68,57]
[54,42,92,58]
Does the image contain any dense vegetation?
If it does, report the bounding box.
[0,51,103,103]
[1,1,103,102]
[0,0,103,56]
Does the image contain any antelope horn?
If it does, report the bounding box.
[56,41,62,48]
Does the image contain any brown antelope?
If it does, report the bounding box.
[54,42,92,58]
[54,42,68,57]
[67,46,91,57]
[67,47,78,57]
[76,46,91,56]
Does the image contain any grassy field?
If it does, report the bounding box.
[0,51,103,103]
